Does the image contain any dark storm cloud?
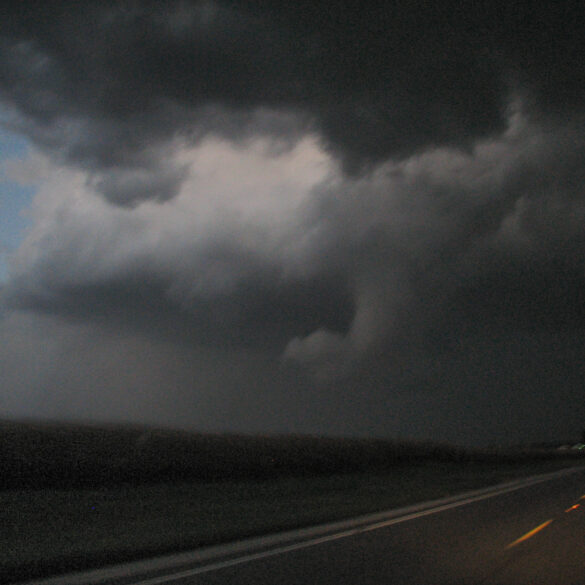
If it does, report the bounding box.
[7,270,353,350]
[283,113,585,382]
[6,109,584,384]
[0,137,353,352]
[2,0,584,204]
[2,1,585,445]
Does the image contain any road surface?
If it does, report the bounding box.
[17,467,585,585]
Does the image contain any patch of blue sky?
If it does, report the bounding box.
[0,127,36,283]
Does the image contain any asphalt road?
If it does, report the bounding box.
[19,467,585,585]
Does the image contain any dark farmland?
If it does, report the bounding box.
[1,419,583,583]
[1,419,582,488]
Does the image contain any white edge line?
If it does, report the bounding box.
[131,466,584,585]
[14,466,584,585]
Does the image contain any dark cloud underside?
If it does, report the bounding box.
[2,1,584,202]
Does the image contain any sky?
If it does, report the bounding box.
[1,1,585,446]
[0,127,33,281]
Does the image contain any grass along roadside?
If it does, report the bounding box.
[2,458,583,584]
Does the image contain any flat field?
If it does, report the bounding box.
[1,420,583,584]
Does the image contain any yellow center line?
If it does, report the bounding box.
[565,504,580,512]
[506,520,553,549]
